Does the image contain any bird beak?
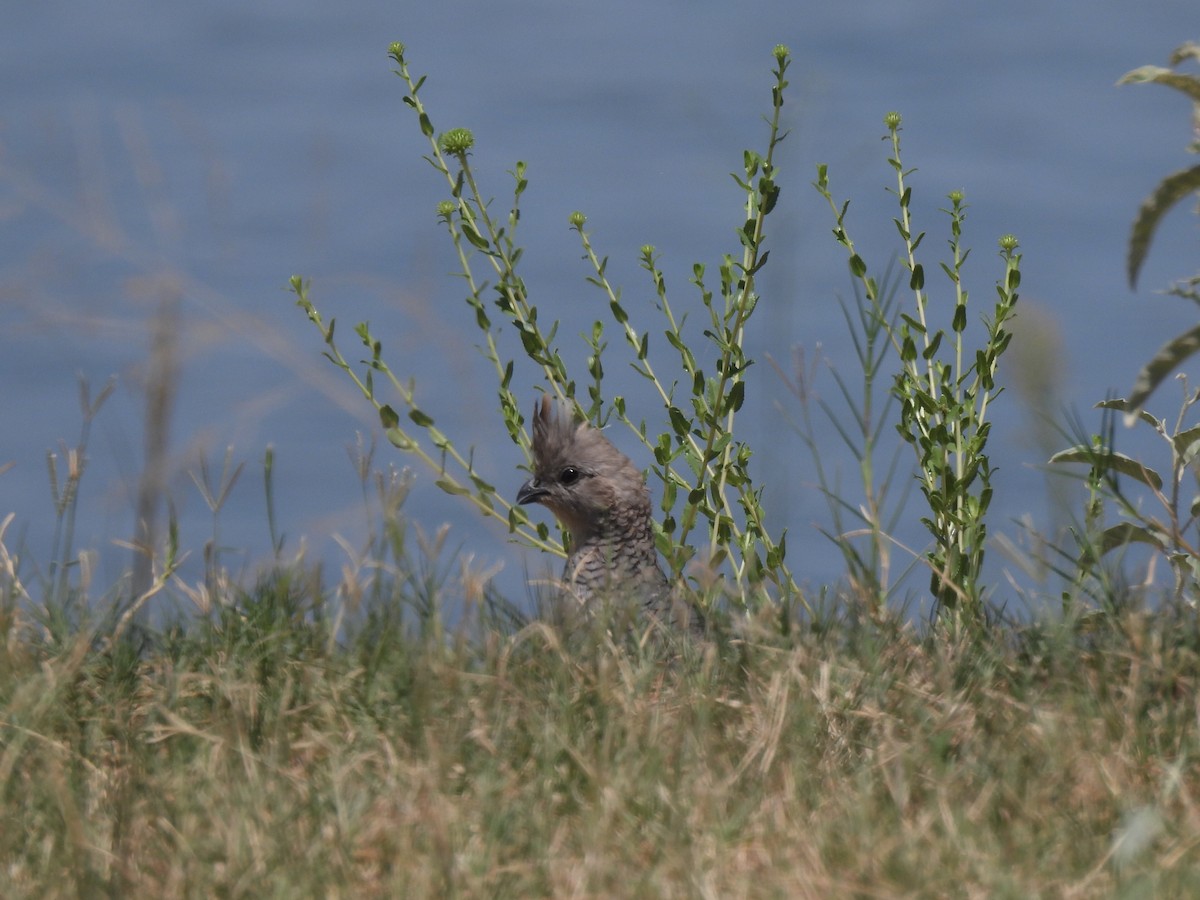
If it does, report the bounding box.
[517,478,547,505]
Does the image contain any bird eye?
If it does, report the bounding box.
[560,466,580,485]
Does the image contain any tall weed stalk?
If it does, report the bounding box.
[814,114,1021,630]
[292,43,803,609]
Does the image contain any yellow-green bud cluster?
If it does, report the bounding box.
[438,128,475,155]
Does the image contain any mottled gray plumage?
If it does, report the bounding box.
[517,396,697,632]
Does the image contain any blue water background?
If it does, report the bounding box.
[2,2,1197,616]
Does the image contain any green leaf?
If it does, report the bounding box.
[668,405,690,436]
[435,478,471,497]
[1173,423,1200,465]
[409,408,435,428]
[385,428,415,451]
[1095,398,1160,429]
[1049,446,1164,491]
[469,471,497,495]
[760,180,780,215]
[379,404,400,429]
[1117,65,1200,102]
[507,506,530,532]
[1125,324,1200,419]
[1172,42,1200,66]
[727,380,746,414]
[922,330,943,360]
[952,303,967,333]
[1095,522,1168,556]
[1127,163,1200,288]
[740,218,757,247]
[462,223,491,251]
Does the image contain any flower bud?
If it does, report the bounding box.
[438,128,475,155]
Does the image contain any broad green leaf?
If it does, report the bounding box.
[1171,42,1200,66]
[1096,522,1168,556]
[1127,163,1200,288]
[1095,398,1160,429]
[1049,445,1164,490]
[1174,423,1200,465]
[1125,323,1200,419]
[1117,66,1200,103]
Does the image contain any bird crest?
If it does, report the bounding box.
[518,395,649,528]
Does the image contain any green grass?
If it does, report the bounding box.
[3,572,1199,897]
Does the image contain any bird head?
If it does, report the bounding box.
[516,395,650,545]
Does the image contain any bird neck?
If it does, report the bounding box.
[566,501,656,570]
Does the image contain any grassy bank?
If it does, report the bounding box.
[5,38,1200,898]
[3,574,1199,897]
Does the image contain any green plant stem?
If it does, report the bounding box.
[290,278,560,557]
